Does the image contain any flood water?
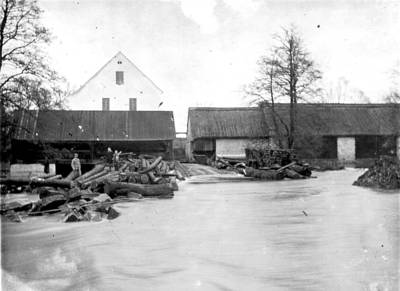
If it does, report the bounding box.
[1,169,399,291]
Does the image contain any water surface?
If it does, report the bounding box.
[2,169,399,290]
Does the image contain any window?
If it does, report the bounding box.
[102,98,110,111]
[129,98,137,111]
[116,71,124,85]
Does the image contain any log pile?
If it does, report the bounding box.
[239,147,312,180]
[0,155,185,223]
[353,156,400,189]
[245,148,296,169]
[241,162,312,180]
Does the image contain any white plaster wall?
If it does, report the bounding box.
[216,139,249,159]
[10,163,55,178]
[337,137,355,161]
[67,53,162,111]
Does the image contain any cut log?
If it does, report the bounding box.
[65,170,80,181]
[67,188,82,201]
[40,194,67,211]
[80,169,109,185]
[126,192,143,199]
[76,164,105,182]
[175,170,185,181]
[277,162,297,173]
[243,167,284,180]
[139,156,162,174]
[81,172,118,188]
[45,174,63,180]
[140,174,149,184]
[0,178,31,186]
[104,181,174,197]
[147,172,162,184]
[289,164,312,177]
[31,179,73,189]
[284,169,306,179]
[119,162,129,172]
[0,178,72,188]
[38,187,67,199]
[34,173,57,179]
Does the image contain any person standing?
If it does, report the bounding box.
[106,147,113,165]
[71,153,82,176]
[44,156,50,174]
[113,150,122,170]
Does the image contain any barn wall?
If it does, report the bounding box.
[337,137,355,161]
[192,139,214,153]
[355,135,397,159]
[215,139,250,159]
[294,136,337,159]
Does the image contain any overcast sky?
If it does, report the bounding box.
[40,0,400,131]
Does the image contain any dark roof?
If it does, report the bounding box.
[188,104,400,139]
[14,110,175,141]
[188,107,269,139]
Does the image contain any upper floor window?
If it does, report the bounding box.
[116,71,124,85]
[102,98,110,111]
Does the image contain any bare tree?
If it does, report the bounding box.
[385,91,400,103]
[0,0,66,160]
[246,25,322,149]
[384,62,400,103]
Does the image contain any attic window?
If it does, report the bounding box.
[117,61,122,64]
[116,71,124,85]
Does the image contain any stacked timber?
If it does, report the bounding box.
[240,146,312,180]
[0,155,184,223]
[245,147,296,169]
[353,156,400,189]
[241,161,312,180]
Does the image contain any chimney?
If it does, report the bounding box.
[129,98,137,111]
[102,98,110,111]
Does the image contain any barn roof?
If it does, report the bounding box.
[188,107,269,139]
[188,104,400,140]
[14,110,176,141]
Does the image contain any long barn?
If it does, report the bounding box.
[187,104,400,166]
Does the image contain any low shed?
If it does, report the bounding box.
[12,110,176,167]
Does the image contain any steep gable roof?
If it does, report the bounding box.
[72,51,163,95]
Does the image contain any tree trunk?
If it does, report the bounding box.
[104,181,174,197]
[75,164,105,182]
[31,179,73,188]
[139,156,163,174]
[0,177,72,188]
[79,169,109,185]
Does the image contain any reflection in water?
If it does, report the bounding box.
[2,169,399,291]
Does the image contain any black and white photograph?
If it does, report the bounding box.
[1,0,399,290]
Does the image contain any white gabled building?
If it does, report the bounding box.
[67,52,163,111]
